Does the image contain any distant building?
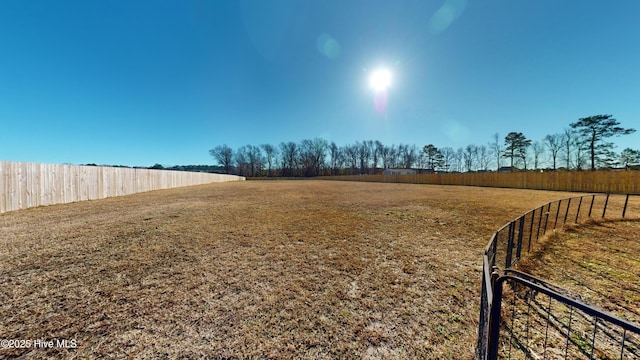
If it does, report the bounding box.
[610,166,628,171]
[498,166,519,173]
[383,168,416,175]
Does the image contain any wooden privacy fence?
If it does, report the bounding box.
[0,161,245,214]
[319,170,640,194]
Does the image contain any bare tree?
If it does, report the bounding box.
[299,139,315,177]
[389,145,399,168]
[398,144,406,167]
[380,145,390,169]
[440,147,455,172]
[234,145,250,176]
[260,144,277,177]
[561,129,574,169]
[310,138,328,176]
[382,144,397,169]
[453,147,464,172]
[356,141,371,174]
[560,128,589,170]
[298,139,327,177]
[531,141,545,170]
[279,141,298,176]
[476,145,491,171]
[463,144,477,172]
[417,151,426,171]
[519,145,530,170]
[336,146,346,173]
[399,144,418,169]
[209,144,234,174]
[329,142,341,175]
[371,140,383,174]
[490,133,502,170]
[344,144,358,175]
[543,134,564,170]
[245,145,263,177]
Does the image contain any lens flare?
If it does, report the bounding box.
[374,91,388,113]
[316,33,341,59]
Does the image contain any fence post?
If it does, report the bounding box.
[602,193,610,218]
[487,277,504,360]
[553,200,562,229]
[536,205,544,240]
[478,269,488,360]
[542,203,551,235]
[528,209,536,252]
[563,198,571,224]
[505,222,515,268]
[622,194,630,218]
[575,196,583,223]
[588,195,595,218]
[491,233,499,268]
[516,216,525,261]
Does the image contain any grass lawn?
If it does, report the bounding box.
[0,180,620,359]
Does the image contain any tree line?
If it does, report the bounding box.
[210,114,639,177]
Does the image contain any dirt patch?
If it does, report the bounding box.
[0,180,585,358]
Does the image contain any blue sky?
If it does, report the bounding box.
[2,0,639,167]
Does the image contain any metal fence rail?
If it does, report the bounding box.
[477,194,640,359]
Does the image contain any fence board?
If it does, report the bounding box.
[0,161,245,214]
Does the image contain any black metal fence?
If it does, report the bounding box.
[477,194,640,359]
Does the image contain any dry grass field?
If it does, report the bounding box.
[517,219,640,326]
[0,180,608,359]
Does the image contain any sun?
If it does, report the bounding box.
[369,68,391,92]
